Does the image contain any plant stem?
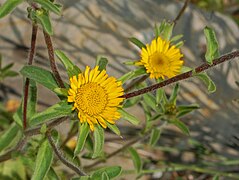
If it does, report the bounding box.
[122,50,239,99]
[173,0,190,25]
[46,131,87,176]
[23,24,38,129]
[43,31,65,88]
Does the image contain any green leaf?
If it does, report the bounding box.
[106,122,121,136]
[0,0,24,18]
[29,100,72,126]
[92,125,104,158]
[149,128,161,147]
[143,93,158,111]
[53,87,68,97]
[33,0,62,15]
[118,68,146,84]
[128,147,142,173]
[55,50,81,78]
[1,63,14,72]
[170,34,183,43]
[96,56,108,71]
[74,122,90,157]
[171,119,190,136]
[123,96,141,108]
[169,83,179,104]
[32,138,53,180]
[177,104,199,118]
[0,123,19,152]
[101,172,109,180]
[13,103,23,127]
[212,175,219,180]
[34,9,53,35]
[20,65,59,92]
[156,88,164,105]
[180,66,192,73]
[91,166,122,180]
[46,167,59,180]
[129,37,146,49]
[154,23,160,39]
[194,72,216,93]
[118,108,139,125]
[204,26,220,64]
[159,20,174,40]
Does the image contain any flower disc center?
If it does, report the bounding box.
[150,52,169,68]
[75,82,107,116]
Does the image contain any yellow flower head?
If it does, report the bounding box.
[67,66,124,131]
[136,36,184,79]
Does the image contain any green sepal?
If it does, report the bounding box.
[129,37,146,49]
[29,100,72,126]
[92,125,104,158]
[0,0,24,19]
[96,56,108,71]
[156,20,174,40]
[32,138,53,180]
[118,108,140,125]
[33,0,62,15]
[170,119,190,136]
[204,26,220,65]
[20,65,59,92]
[55,50,81,78]
[128,147,142,173]
[74,122,90,157]
[194,72,216,93]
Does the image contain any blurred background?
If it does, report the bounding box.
[0,0,239,179]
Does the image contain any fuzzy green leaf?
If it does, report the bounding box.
[156,88,164,105]
[46,167,59,180]
[27,80,37,118]
[101,172,110,180]
[149,128,161,147]
[35,10,53,35]
[29,100,72,126]
[129,37,146,49]
[33,0,62,15]
[20,65,59,91]
[158,20,174,40]
[171,119,190,136]
[143,93,158,111]
[96,56,108,71]
[55,50,81,78]
[123,96,141,108]
[74,122,90,156]
[32,139,53,180]
[194,72,216,93]
[204,26,220,64]
[0,0,24,18]
[118,108,140,125]
[91,166,122,180]
[92,125,104,158]
[128,147,142,173]
[0,123,19,152]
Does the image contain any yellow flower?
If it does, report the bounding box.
[136,36,184,79]
[67,66,124,131]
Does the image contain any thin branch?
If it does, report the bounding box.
[43,31,65,88]
[173,0,190,25]
[23,24,38,129]
[122,50,239,99]
[46,131,87,176]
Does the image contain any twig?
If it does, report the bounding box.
[46,131,87,176]
[122,50,239,99]
[173,0,190,25]
[43,31,65,88]
[23,24,38,129]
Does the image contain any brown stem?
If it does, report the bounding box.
[173,0,190,25]
[23,24,38,129]
[43,31,65,88]
[46,131,87,176]
[122,50,239,99]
